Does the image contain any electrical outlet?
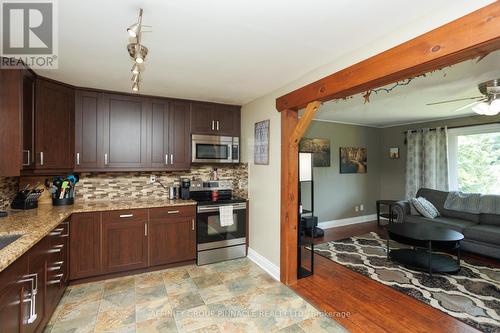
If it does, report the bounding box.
[150,175,156,183]
[360,204,364,211]
[355,206,359,212]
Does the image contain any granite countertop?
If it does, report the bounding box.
[0,198,197,273]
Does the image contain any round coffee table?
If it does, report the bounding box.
[386,223,464,276]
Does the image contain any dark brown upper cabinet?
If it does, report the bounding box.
[35,79,75,171]
[150,99,170,169]
[0,68,35,176]
[75,90,102,170]
[191,102,240,136]
[169,101,191,170]
[101,93,149,169]
[0,69,22,176]
[191,102,215,134]
[21,70,35,171]
[150,99,191,171]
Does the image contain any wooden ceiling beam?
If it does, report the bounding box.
[276,2,500,111]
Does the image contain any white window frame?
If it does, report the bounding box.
[448,123,500,191]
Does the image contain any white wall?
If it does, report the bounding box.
[240,1,494,268]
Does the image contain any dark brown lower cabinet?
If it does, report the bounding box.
[101,210,148,274]
[70,212,101,280]
[24,237,49,333]
[0,255,28,333]
[68,207,196,281]
[149,206,197,266]
[46,221,69,316]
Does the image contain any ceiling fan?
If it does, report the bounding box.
[426,79,500,116]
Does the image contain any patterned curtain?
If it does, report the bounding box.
[405,127,449,199]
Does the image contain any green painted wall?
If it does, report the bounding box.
[302,120,382,222]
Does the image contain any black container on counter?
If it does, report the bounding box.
[180,178,191,200]
[52,197,74,206]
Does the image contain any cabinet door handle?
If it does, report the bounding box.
[40,152,44,166]
[104,153,108,165]
[167,210,179,214]
[144,223,148,236]
[23,296,38,324]
[119,214,133,218]
[165,154,168,165]
[192,219,195,231]
[216,121,219,131]
[76,153,80,165]
[61,221,70,237]
[23,150,30,166]
[170,154,174,165]
[49,228,64,236]
[211,120,215,130]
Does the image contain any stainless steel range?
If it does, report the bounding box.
[190,181,247,265]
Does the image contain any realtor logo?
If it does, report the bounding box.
[1,0,58,68]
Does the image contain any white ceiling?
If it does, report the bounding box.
[313,50,500,127]
[34,0,494,105]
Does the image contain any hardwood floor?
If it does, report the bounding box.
[291,221,496,333]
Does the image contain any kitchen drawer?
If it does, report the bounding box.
[102,209,148,223]
[149,205,196,220]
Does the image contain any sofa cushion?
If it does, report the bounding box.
[480,213,500,227]
[404,215,476,232]
[411,197,439,218]
[463,225,500,246]
[416,188,480,223]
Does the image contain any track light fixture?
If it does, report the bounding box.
[127,43,148,64]
[127,9,143,38]
[126,8,151,92]
[131,63,141,75]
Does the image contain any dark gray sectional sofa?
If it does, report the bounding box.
[393,188,500,260]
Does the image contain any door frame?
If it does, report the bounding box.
[276,2,500,285]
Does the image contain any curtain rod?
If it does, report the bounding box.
[402,121,500,134]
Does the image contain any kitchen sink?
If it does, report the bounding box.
[0,234,22,250]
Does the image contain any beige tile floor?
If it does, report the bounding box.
[44,258,348,333]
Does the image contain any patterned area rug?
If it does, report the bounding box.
[313,232,500,333]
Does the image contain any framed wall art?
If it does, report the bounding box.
[254,120,270,165]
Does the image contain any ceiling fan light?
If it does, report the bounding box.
[472,102,489,115]
[131,73,140,83]
[485,99,500,116]
[127,23,140,38]
[132,82,139,92]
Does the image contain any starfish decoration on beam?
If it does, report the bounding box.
[363,90,372,104]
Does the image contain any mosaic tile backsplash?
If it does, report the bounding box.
[0,177,19,210]
[75,164,248,201]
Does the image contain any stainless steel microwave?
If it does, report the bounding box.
[191,135,240,163]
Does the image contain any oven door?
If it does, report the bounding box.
[197,203,247,250]
[192,135,233,163]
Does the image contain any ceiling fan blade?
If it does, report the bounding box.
[426,96,484,106]
[452,99,487,113]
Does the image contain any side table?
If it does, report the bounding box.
[376,200,398,226]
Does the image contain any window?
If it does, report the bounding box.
[448,124,500,194]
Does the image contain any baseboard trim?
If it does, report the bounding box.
[247,248,280,281]
[318,214,378,229]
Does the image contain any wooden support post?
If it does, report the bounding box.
[281,109,298,285]
[280,101,320,285]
